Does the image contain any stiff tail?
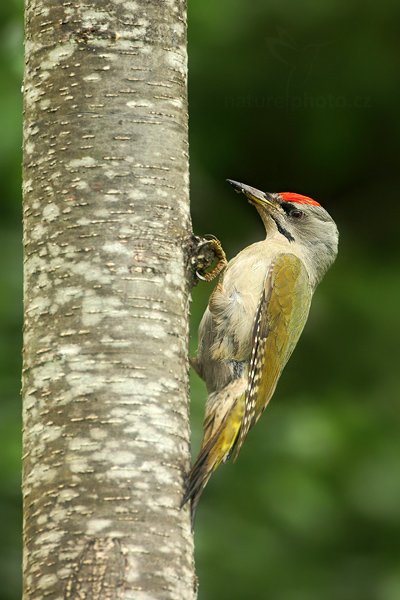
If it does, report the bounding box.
[181,433,220,528]
[181,396,244,528]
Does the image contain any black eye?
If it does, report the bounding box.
[289,209,304,219]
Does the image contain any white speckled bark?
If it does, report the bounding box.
[22,1,195,598]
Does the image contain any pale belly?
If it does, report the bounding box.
[197,239,297,392]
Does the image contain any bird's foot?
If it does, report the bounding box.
[189,235,227,283]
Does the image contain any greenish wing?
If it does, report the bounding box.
[233,253,312,459]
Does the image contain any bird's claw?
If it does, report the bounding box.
[195,270,208,281]
[190,235,227,283]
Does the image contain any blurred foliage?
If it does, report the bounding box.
[1,0,400,599]
[188,1,400,599]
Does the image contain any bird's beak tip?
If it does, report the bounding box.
[227,179,276,208]
[226,179,242,193]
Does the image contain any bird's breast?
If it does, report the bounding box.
[209,251,272,361]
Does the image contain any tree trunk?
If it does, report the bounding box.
[22,1,195,598]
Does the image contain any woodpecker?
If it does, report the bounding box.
[183,179,339,524]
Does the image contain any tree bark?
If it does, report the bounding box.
[22,1,195,598]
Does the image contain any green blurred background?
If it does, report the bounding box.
[1,1,400,599]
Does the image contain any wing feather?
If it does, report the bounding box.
[233,253,312,459]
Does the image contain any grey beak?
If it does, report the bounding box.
[226,179,276,207]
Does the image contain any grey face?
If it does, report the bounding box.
[273,200,339,284]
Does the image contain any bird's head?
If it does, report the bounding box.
[227,179,339,286]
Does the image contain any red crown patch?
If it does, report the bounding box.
[280,192,320,207]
